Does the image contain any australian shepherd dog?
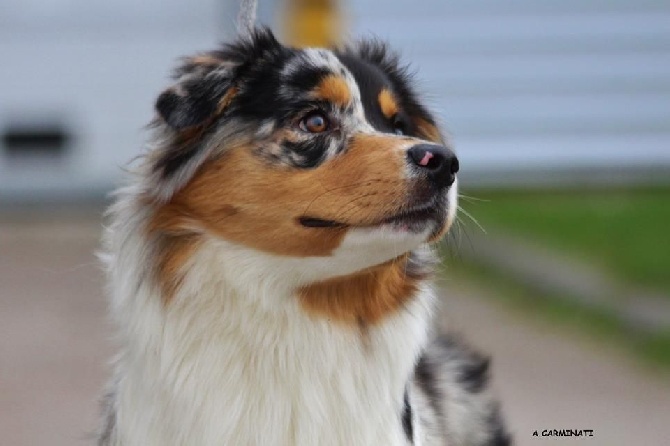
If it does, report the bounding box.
[97,28,510,446]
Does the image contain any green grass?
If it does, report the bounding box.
[442,257,670,372]
[459,187,670,295]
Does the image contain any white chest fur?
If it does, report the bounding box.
[105,230,433,446]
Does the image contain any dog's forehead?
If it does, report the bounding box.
[280,48,361,103]
[282,48,346,77]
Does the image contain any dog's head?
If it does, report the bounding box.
[146,29,458,295]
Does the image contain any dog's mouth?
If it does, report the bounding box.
[298,199,444,231]
[298,217,347,228]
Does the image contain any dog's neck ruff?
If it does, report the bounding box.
[104,187,434,446]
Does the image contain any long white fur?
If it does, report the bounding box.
[100,172,458,445]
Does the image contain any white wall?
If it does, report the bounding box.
[2,0,669,200]
[0,0,235,200]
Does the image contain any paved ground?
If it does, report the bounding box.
[436,274,670,445]
[1,214,669,446]
[0,212,110,446]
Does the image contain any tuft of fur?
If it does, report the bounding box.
[412,336,512,445]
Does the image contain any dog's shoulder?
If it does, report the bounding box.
[411,335,512,446]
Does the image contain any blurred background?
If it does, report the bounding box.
[1,0,669,445]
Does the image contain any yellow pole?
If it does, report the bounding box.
[281,0,343,48]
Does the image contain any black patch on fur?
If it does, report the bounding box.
[418,336,513,445]
[210,27,285,72]
[336,40,438,137]
[402,388,414,443]
[356,40,437,127]
[459,354,491,394]
[97,391,116,445]
[282,134,331,168]
[152,131,216,180]
[154,141,201,179]
[487,403,513,446]
[225,35,336,126]
[286,67,333,95]
[155,74,231,130]
[154,25,280,131]
[414,347,445,421]
[335,52,394,132]
[152,28,290,178]
[435,335,492,394]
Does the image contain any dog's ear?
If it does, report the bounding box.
[155,57,237,130]
[155,28,283,130]
[148,28,283,201]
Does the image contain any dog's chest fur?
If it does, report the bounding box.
[103,210,433,446]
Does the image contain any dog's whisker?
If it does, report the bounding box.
[457,193,489,203]
[455,215,477,255]
[457,206,486,235]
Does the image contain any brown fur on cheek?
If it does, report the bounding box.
[160,134,410,258]
[298,254,420,325]
[166,147,348,257]
[145,206,203,303]
[156,235,202,303]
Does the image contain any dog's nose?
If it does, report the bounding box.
[407,143,459,188]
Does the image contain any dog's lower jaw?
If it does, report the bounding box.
[102,224,435,446]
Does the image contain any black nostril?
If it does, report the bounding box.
[407,143,459,188]
[451,156,460,174]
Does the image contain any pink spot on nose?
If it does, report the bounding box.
[419,151,434,166]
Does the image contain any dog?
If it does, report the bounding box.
[97,28,510,445]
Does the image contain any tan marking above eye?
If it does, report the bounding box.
[378,88,399,119]
[313,74,352,106]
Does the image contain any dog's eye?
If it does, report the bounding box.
[392,115,406,136]
[299,111,330,133]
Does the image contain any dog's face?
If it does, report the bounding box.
[149,29,458,282]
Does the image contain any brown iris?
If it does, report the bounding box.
[299,111,329,133]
